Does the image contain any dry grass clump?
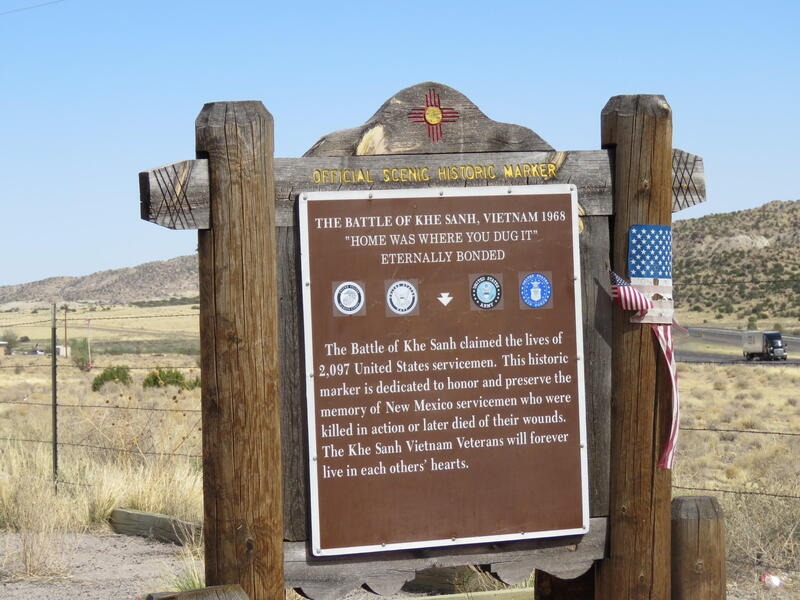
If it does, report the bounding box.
[0,353,203,578]
[0,444,82,577]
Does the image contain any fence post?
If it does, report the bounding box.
[51,302,58,487]
[595,95,674,599]
[671,496,725,600]
[196,101,283,600]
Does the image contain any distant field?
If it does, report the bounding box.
[0,304,200,355]
[676,307,800,335]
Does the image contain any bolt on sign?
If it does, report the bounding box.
[299,185,589,556]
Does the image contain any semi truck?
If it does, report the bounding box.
[742,330,787,361]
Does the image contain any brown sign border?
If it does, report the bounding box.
[299,185,590,556]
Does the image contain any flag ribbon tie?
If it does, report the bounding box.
[609,271,679,469]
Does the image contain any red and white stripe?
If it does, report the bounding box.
[652,323,679,469]
[610,282,654,314]
[610,271,680,470]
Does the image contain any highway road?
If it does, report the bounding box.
[677,327,800,364]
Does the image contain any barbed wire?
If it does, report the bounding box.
[0,436,200,458]
[0,318,52,327]
[0,311,198,329]
[0,363,198,370]
[673,484,800,501]
[676,277,800,286]
[681,426,800,437]
[0,399,200,412]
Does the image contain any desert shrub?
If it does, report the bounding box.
[1,329,19,350]
[739,418,759,430]
[70,337,91,371]
[91,366,132,392]
[143,368,199,390]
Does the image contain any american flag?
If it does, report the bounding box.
[652,322,679,469]
[609,269,680,469]
[610,270,654,314]
[628,225,672,278]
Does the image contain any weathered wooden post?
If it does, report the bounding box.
[195,101,283,600]
[595,95,674,599]
[671,496,726,600]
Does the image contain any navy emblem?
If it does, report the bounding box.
[520,273,552,308]
[386,280,418,315]
[471,275,502,309]
[333,281,365,315]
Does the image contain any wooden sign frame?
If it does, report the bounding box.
[140,82,707,600]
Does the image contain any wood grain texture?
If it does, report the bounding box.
[109,508,199,545]
[139,160,209,229]
[146,585,250,600]
[196,101,283,600]
[579,216,612,517]
[671,149,705,212]
[304,82,554,156]
[595,95,674,600]
[671,496,726,600]
[138,148,704,232]
[285,517,605,600]
[276,224,307,540]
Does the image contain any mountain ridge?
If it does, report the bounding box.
[0,255,199,306]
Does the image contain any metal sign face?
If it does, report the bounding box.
[299,185,588,556]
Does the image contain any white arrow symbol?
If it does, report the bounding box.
[437,292,453,306]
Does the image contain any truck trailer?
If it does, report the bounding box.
[742,330,787,361]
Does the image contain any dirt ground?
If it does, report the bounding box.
[0,530,186,600]
[1,530,795,599]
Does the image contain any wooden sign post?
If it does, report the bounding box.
[595,95,674,599]
[139,82,707,600]
[195,102,283,600]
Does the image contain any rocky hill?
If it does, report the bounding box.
[1,200,798,322]
[0,255,199,307]
[673,200,800,323]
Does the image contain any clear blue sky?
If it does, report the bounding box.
[1,0,798,286]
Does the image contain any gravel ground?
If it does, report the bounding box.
[0,530,186,600]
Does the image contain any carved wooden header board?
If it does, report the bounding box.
[141,83,705,230]
[139,82,706,600]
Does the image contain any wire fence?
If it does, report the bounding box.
[1,307,798,583]
[2,378,797,497]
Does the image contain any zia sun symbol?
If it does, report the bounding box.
[407,89,460,143]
